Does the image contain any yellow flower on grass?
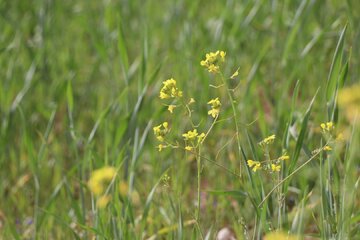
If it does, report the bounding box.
[159,78,183,99]
[324,146,332,151]
[200,50,226,74]
[279,155,290,161]
[208,64,219,73]
[97,195,111,209]
[88,167,116,196]
[320,122,334,132]
[271,164,281,172]
[247,160,261,172]
[167,105,176,113]
[259,134,276,146]
[185,146,193,151]
[153,122,170,142]
[208,97,221,118]
[157,144,166,152]
[182,129,199,141]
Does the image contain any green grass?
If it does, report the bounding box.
[1,0,359,239]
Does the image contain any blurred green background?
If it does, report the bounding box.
[1,0,359,239]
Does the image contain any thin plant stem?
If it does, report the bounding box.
[196,145,201,223]
[220,72,243,176]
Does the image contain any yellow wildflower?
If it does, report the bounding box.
[320,122,334,132]
[200,50,226,74]
[247,160,261,172]
[153,122,170,142]
[271,164,281,172]
[208,64,220,73]
[168,105,176,113]
[279,155,290,161]
[182,129,198,141]
[207,97,221,118]
[157,144,166,152]
[259,134,276,146]
[88,166,116,196]
[324,146,332,151]
[185,146,193,151]
[159,78,183,99]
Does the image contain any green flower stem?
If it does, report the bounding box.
[219,72,243,176]
[196,145,201,222]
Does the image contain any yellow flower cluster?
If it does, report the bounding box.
[153,122,170,142]
[247,160,261,172]
[159,78,183,99]
[200,50,226,74]
[259,134,276,146]
[182,129,199,141]
[182,129,205,151]
[338,84,360,124]
[207,97,221,118]
[320,122,334,132]
[271,164,281,172]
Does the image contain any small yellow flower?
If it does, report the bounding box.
[185,146,193,151]
[182,129,198,141]
[157,144,166,152]
[247,160,261,172]
[259,134,276,146]
[271,164,281,172]
[279,155,290,161]
[97,195,111,209]
[324,146,332,151]
[168,105,176,113]
[153,122,170,142]
[88,167,116,196]
[219,51,226,61]
[208,108,220,118]
[320,122,334,132]
[189,98,196,104]
[159,78,183,99]
[208,97,221,118]
[208,64,220,73]
[200,50,226,74]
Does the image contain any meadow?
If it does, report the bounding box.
[1,0,360,239]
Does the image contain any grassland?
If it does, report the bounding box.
[0,0,359,239]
